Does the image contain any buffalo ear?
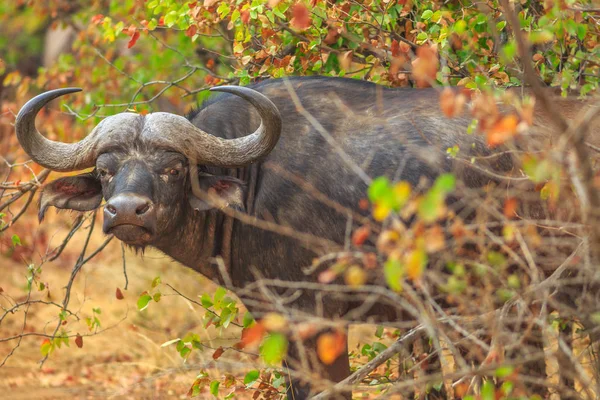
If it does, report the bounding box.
[189,173,246,212]
[39,172,103,221]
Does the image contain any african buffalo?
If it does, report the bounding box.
[14,77,583,398]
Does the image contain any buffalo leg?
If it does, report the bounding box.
[285,329,351,400]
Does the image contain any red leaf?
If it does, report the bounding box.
[186,25,198,38]
[212,346,225,360]
[116,288,124,300]
[75,334,83,348]
[127,31,140,49]
[391,39,400,57]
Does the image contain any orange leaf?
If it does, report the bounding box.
[317,331,346,365]
[424,225,445,253]
[239,323,266,349]
[399,41,411,53]
[411,45,438,88]
[75,334,83,348]
[290,3,311,30]
[486,114,519,147]
[352,225,370,246]
[212,346,224,360]
[91,14,104,25]
[405,248,427,281]
[241,10,250,24]
[116,287,124,300]
[126,25,136,36]
[503,197,518,218]
[440,88,456,117]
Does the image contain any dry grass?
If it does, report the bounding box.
[0,211,244,399]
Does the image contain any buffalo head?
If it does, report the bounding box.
[15,87,282,247]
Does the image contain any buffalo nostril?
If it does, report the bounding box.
[106,204,117,215]
[136,202,151,215]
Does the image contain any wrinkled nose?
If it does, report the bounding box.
[103,193,155,232]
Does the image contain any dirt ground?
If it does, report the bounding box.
[0,211,263,400]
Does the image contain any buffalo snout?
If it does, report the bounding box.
[103,193,156,244]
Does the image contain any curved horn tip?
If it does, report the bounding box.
[209,85,239,94]
[17,87,83,118]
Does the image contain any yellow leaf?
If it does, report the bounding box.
[393,181,412,207]
[262,313,287,332]
[373,203,391,221]
[344,265,367,287]
[405,248,427,281]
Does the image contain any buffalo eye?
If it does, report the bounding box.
[169,168,179,176]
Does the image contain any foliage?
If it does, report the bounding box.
[1,0,600,398]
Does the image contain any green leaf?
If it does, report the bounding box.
[243,311,255,328]
[368,177,390,202]
[40,339,53,356]
[214,286,227,306]
[421,10,433,21]
[201,293,214,308]
[244,370,260,386]
[210,380,220,396]
[153,292,162,302]
[151,276,161,288]
[164,11,178,27]
[454,20,467,34]
[260,333,288,365]
[434,174,456,193]
[384,258,403,292]
[137,293,152,311]
[495,365,514,378]
[147,18,158,31]
[11,234,21,247]
[179,345,192,358]
[481,380,495,400]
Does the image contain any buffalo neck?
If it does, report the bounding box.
[153,205,228,286]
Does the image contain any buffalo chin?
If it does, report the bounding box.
[108,224,153,245]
